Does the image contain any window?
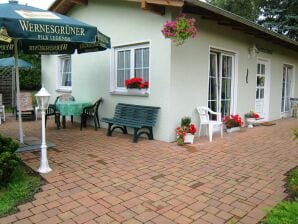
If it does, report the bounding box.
[112,43,149,92]
[57,55,71,91]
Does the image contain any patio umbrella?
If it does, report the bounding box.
[0,56,32,68]
[0,56,32,108]
[0,0,111,143]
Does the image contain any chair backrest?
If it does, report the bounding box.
[57,94,75,102]
[197,106,210,124]
[19,91,34,111]
[290,98,298,107]
[94,98,103,114]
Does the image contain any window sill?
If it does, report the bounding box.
[110,89,149,97]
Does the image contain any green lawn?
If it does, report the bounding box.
[262,166,298,224]
[0,164,42,217]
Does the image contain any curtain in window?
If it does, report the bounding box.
[61,57,71,87]
[117,50,130,87]
[134,47,149,81]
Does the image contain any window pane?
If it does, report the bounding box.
[261,64,265,75]
[210,54,217,77]
[60,56,71,87]
[117,70,124,87]
[260,88,264,98]
[221,78,231,100]
[125,50,130,68]
[221,100,230,117]
[222,55,232,78]
[135,49,142,68]
[117,51,124,68]
[257,76,265,87]
[135,68,142,78]
[209,77,217,101]
[143,48,149,67]
[143,68,149,81]
[134,47,149,80]
[116,50,131,88]
[208,100,217,114]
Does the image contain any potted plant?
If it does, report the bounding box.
[175,116,197,145]
[244,111,261,128]
[125,77,149,94]
[223,114,243,133]
[161,14,198,46]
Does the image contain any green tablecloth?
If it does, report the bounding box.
[56,101,92,116]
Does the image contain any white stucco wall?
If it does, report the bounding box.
[42,1,298,142]
[42,0,172,141]
[169,15,298,141]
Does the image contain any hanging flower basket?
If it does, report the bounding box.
[161,14,198,46]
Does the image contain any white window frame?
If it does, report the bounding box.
[110,41,150,94]
[57,55,72,92]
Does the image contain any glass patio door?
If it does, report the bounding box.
[281,65,293,115]
[255,60,269,118]
[208,51,234,120]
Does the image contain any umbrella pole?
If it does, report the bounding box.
[14,39,24,144]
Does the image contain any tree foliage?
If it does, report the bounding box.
[206,0,298,41]
[258,0,298,41]
[18,53,41,91]
[206,0,263,22]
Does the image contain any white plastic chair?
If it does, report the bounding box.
[0,94,5,124]
[196,106,223,142]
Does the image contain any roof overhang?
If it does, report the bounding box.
[49,0,298,52]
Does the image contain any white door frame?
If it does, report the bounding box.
[281,64,295,117]
[256,58,271,120]
[208,47,238,117]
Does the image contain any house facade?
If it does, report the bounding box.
[42,0,298,142]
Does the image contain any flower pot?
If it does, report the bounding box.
[246,118,255,128]
[226,127,241,133]
[184,133,194,144]
[127,88,147,95]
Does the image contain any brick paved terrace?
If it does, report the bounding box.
[0,116,297,224]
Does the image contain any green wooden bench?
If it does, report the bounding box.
[101,103,160,143]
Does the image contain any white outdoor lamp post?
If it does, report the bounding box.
[35,87,52,173]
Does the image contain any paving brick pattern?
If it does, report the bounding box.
[0,117,297,223]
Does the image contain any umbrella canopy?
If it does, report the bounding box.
[0,0,111,143]
[0,56,32,68]
[0,1,110,55]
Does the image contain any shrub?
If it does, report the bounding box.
[294,128,298,140]
[181,116,191,127]
[262,200,298,224]
[288,167,298,198]
[0,135,20,187]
